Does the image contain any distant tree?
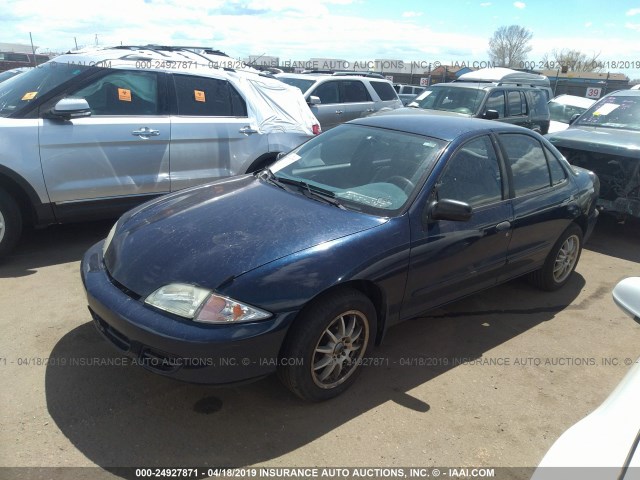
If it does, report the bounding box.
[541,49,602,72]
[488,25,533,68]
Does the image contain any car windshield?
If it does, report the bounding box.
[277,77,316,94]
[575,95,640,131]
[410,86,485,115]
[268,123,446,216]
[548,100,590,124]
[0,61,93,117]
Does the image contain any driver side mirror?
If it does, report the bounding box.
[425,199,473,223]
[569,113,581,125]
[308,95,321,105]
[482,109,499,120]
[49,98,91,120]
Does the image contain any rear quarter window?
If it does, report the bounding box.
[370,81,398,101]
[530,90,549,117]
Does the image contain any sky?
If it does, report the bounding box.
[3,0,640,78]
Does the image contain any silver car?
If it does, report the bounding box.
[276,72,403,130]
[0,45,320,257]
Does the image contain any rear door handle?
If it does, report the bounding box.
[335,110,344,115]
[239,126,258,135]
[496,221,511,232]
[132,127,160,138]
[366,108,375,112]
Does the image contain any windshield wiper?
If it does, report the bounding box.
[257,167,287,191]
[276,177,346,209]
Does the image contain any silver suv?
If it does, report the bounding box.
[276,72,403,130]
[0,45,320,257]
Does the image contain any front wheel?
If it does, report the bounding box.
[278,289,377,401]
[0,188,22,259]
[529,224,583,291]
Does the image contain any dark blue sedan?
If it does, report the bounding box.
[81,114,599,401]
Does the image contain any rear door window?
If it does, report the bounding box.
[500,134,551,196]
[507,91,526,117]
[340,80,372,103]
[370,81,398,101]
[173,75,247,116]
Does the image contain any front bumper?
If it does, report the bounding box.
[80,241,296,384]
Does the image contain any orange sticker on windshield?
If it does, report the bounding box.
[21,91,37,101]
[118,88,132,102]
[194,90,206,102]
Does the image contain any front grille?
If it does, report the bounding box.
[139,347,182,373]
[90,308,131,351]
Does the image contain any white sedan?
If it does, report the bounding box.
[547,94,596,133]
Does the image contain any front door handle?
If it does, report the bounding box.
[239,126,258,135]
[496,221,511,232]
[132,127,160,138]
[335,110,344,115]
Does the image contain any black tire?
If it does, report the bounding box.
[278,289,377,402]
[0,188,22,259]
[529,223,582,291]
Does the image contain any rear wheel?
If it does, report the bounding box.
[278,289,377,401]
[0,188,22,259]
[529,224,582,291]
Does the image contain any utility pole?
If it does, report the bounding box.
[29,32,37,66]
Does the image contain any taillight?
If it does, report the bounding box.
[312,124,321,135]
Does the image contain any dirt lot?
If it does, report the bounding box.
[1,214,639,479]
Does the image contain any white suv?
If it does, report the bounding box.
[276,72,403,130]
[0,45,320,257]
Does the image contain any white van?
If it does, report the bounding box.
[456,67,553,100]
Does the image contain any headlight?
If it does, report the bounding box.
[144,283,271,324]
[102,222,118,256]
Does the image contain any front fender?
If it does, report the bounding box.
[220,216,411,325]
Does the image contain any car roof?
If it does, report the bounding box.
[549,94,595,109]
[50,45,265,78]
[428,82,535,92]
[603,89,640,97]
[276,72,389,82]
[349,112,529,141]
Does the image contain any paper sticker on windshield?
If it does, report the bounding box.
[592,103,619,116]
[194,90,206,102]
[21,91,37,101]
[118,88,132,102]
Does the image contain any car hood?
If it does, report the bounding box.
[105,175,387,298]
[547,120,570,134]
[547,126,640,158]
